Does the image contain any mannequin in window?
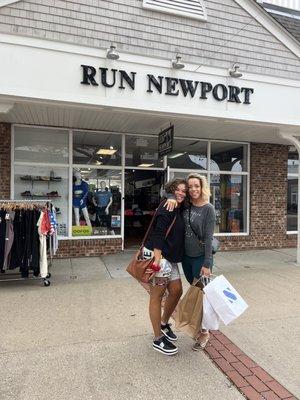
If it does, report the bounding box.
[73,171,92,227]
[94,181,112,227]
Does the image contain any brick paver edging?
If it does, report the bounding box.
[204,331,298,400]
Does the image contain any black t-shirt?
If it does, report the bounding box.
[145,202,185,263]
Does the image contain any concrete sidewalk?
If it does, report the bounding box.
[0,249,299,399]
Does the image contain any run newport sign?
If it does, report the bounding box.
[80,65,255,105]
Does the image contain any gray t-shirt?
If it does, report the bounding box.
[184,203,216,267]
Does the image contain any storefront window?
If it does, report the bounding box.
[287,148,298,232]
[13,125,250,239]
[72,168,121,236]
[125,135,163,167]
[73,131,121,166]
[210,142,247,172]
[167,138,207,170]
[169,171,207,181]
[14,127,69,164]
[211,174,247,233]
[13,165,69,236]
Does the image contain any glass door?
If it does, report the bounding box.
[124,169,165,248]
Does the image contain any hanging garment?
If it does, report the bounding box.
[30,209,40,276]
[3,211,15,270]
[20,209,32,277]
[37,211,48,279]
[49,208,58,256]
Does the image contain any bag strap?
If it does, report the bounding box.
[140,201,177,249]
[188,206,202,243]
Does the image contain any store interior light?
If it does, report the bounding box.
[97,148,117,155]
[168,152,186,159]
[138,163,154,167]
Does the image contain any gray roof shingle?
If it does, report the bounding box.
[259,2,300,42]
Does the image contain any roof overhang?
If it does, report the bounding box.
[235,0,300,57]
[1,99,299,145]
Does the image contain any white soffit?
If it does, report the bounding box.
[142,0,207,21]
[0,0,21,6]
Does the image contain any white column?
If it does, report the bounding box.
[280,133,300,265]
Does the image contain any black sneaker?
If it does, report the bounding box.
[161,323,178,341]
[153,336,178,356]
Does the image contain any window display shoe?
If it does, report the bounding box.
[32,192,47,197]
[47,191,59,197]
[153,336,178,356]
[192,331,210,351]
[161,323,178,341]
[20,175,32,181]
[21,190,32,196]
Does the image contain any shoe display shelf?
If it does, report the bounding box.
[20,174,62,199]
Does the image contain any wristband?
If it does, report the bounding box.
[150,262,160,272]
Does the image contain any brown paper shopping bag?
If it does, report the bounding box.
[174,279,204,339]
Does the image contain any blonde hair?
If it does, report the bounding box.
[187,173,210,202]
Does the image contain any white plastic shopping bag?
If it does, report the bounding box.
[203,275,248,325]
[202,295,221,330]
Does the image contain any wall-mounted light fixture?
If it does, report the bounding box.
[228,63,243,78]
[172,53,185,69]
[106,44,120,60]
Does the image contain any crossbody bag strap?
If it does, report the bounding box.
[165,214,177,238]
[140,201,177,249]
[188,206,202,242]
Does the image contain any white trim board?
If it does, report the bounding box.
[234,0,300,58]
[0,0,21,7]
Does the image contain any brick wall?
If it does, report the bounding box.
[220,143,295,250]
[0,123,11,199]
[55,238,122,258]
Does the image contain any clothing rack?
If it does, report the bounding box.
[0,200,56,287]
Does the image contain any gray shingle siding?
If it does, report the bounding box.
[0,0,299,80]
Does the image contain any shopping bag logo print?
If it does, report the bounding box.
[223,287,238,303]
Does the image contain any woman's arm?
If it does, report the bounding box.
[201,207,216,276]
[149,209,174,269]
[161,190,178,212]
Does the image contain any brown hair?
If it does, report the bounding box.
[164,178,187,195]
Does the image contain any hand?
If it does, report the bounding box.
[163,199,177,212]
[145,262,160,275]
[201,266,211,278]
[80,199,83,206]
[151,261,161,272]
[105,207,109,215]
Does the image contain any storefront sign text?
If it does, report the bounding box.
[158,125,174,157]
[81,65,254,105]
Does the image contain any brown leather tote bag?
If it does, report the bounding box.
[126,203,176,283]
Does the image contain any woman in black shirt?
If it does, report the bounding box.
[144,178,187,356]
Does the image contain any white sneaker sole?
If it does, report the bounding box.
[153,345,178,356]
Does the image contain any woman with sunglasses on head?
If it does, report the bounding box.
[144,178,187,356]
[164,173,216,351]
